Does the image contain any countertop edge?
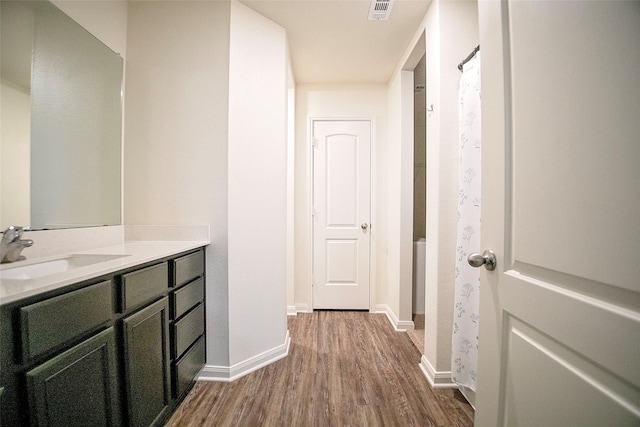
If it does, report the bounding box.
[0,240,210,305]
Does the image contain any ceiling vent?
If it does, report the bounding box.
[368,0,394,21]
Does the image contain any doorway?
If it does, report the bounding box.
[311,119,372,310]
[409,53,427,352]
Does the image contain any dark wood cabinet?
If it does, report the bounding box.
[120,263,169,312]
[0,247,206,427]
[20,280,113,361]
[25,327,121,427]
[123,298,171,427]
[169,251,206,400]
[174,335,206,398]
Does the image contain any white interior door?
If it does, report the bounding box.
[475,1,640,425]
[313,120,371,310]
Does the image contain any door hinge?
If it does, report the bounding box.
[312,138,318,148]
[312,207,316,217]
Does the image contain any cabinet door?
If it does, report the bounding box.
[123,297,170,427]
[26,327,121,427]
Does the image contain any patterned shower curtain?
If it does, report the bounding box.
[452,52,481,391]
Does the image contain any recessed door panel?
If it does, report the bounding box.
[325,239,358,284]
[326,134,358,227]
[503,317,640,426]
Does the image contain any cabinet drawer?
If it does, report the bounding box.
[173,335,205,399]
[172,278,204,319]
[20,281,113,361]
[120,263,168,312]
[172,303,204,359]
[172,251,204,287]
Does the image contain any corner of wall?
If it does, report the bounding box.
[419,354,456,388]
[375,304,415,331]
[124,0,232,368]
[227,1,288,367]
[395,0,480,376]
[199,331,291,382]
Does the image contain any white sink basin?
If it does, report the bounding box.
[0,254,129,280]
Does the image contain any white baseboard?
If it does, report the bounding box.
[287,305,297,316]
[459,385,477,409]
[294,302,312,313]
[375,304,414,331]
[419,354,456,388]
[198,331,291,382]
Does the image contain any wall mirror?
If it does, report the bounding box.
[1,0,123,230]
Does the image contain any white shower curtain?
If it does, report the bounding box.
[452,52,481,392]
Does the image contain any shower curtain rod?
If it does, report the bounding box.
[458,45,480,71]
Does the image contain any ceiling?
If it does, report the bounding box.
[240,0,431,84]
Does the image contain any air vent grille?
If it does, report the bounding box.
[368,0,394,21]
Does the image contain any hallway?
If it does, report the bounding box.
[167,312,473,426]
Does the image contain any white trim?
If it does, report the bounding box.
[369,118,377,313]
[459,385,477,409]
[419,354,456,388]
[287,305,297,316]
[375,304,414,331]
[295,302,312,313]
[198,331,291,382]
[307,117,315,312]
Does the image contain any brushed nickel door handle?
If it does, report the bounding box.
[467,250,497,271]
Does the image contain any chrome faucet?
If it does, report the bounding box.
[1,226,34,264]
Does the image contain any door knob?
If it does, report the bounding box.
[467,250,497,271]
[361,223,368,230]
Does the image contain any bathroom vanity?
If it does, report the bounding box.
[0,243,207,426]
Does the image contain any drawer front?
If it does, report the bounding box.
[172,251,204,288]
[120,263,168,312]
[20,281,113,361]
[172,278,204,319]
[173,335,205,399]
[172,303,204,359]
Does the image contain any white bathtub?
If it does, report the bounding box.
[412,238,426,314]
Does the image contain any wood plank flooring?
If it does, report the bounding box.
[165,311,474,426]
[407,314,425,353]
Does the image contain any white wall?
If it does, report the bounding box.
[286,58,297,315]
[226,0,288,366]
[124,0,232,366]
[52,0,127,57]
[125,0,290,377]
[390,0,479,384]
[386,70,416,328]
[294,84,387,311]
[0,80,30,226]
[414,54,427,241]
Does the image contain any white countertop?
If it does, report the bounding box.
[0,240,208,305]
